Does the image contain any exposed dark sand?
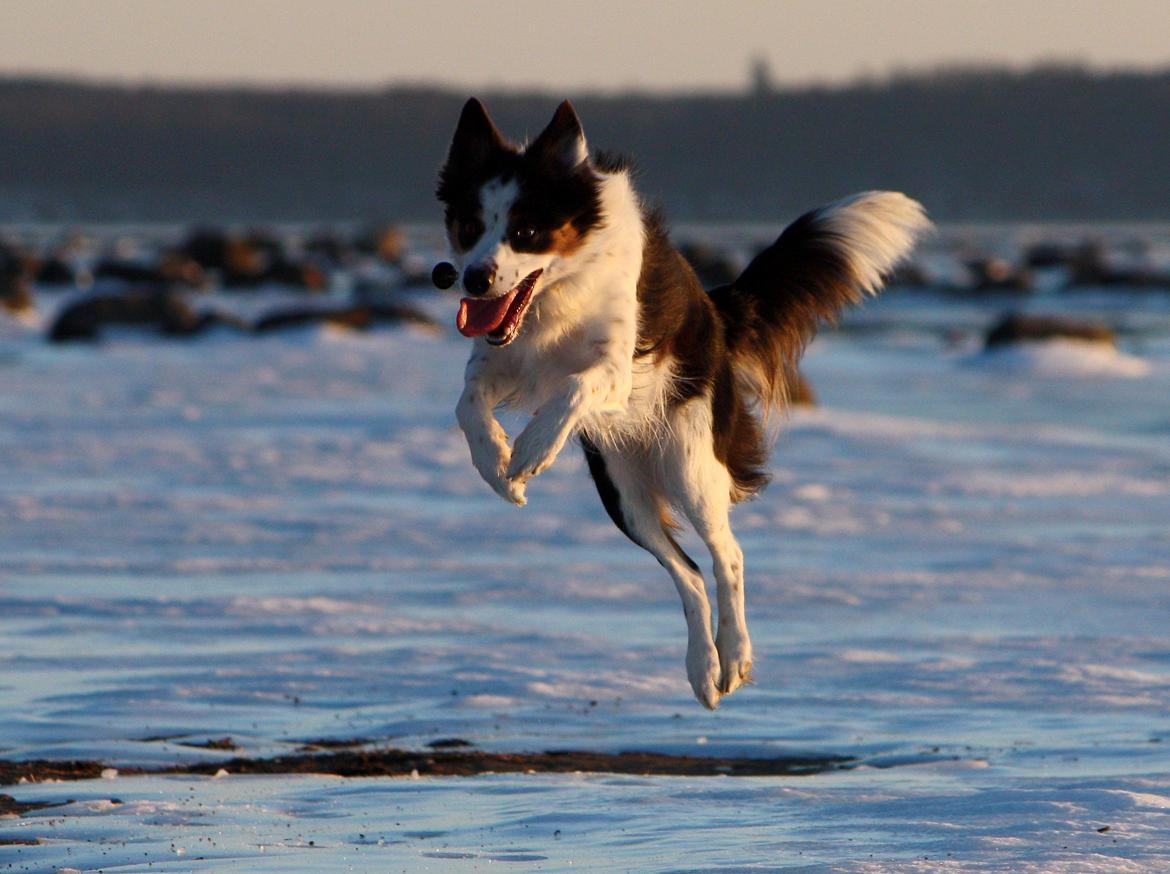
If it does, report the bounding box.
[0,747,852,793]
[0,759,109,785]
[0,793,71,817]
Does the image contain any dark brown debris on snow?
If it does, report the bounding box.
[1,746,852,792]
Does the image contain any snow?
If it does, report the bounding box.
[973,339,1151,378]
[1,252,1169,870]
[1,769,1168,872]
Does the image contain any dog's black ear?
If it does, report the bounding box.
[528,100,588,169]
[444,98,511,175]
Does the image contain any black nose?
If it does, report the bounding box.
[463,266,493,297]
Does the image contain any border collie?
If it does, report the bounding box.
[437,99,930,708]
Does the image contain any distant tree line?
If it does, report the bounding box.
[1,66,1168,223]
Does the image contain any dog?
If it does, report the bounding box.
[437,98,930,708]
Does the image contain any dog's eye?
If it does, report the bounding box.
[511,226,537,242]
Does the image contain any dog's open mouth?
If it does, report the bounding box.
[456,269,543,346]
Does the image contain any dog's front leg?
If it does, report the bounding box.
[506,356,631,489]
[456,352,527,506]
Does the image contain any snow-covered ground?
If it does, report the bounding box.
[2,252,1169,870]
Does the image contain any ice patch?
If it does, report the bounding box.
[973,338,1150,377]
[1112,791,1170,810]
[792,483,833,501]
[457,694,519,709]
[1064,664,1170,685]
[228,596,362,615]
[4,251,1170,870]
[839,649,904,664]
[959,471,1169,498]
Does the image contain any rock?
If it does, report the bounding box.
[984,312,1116,350]
[1064,241,1170,289]
[304,232,348,266]
[47,287,242,342]
[252,302,438,335]
[180,229,320,289]
[1,252,33,314]
[1,276,33,314]
[34,255,76,286]
[887,261,932,288]
[357,225,407,265]
[94,254,207,289]
[180,228,231,270]
[966,258,1033,293]
[1023,241,1077,269]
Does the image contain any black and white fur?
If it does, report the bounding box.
[438,99,930,708]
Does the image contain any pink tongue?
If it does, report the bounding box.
[457,290,516,337]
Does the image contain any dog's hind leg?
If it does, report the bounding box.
[581,437,722,709]
[664,404,753,697]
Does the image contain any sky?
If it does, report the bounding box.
[1,0,1169,92]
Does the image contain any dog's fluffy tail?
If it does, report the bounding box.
[710,191,931,415]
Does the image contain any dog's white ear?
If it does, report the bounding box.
[445,97,511,172]
[529,100,588,169]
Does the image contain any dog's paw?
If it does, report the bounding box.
[467,451,524,505]
[507,417,566,483]
[482,464,526,506]
[716,631,754,696]
[687,643,722,710]
[500,475,527,506]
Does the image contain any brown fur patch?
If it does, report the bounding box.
[709,208,861,417]
[633,211,771,501]
[549,221,585,255]
[658,506,682,533]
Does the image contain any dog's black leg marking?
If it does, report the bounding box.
[580,435,638,542]
[580,436,699,572]
[666,534,700,573]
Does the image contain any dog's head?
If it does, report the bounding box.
[436,98,604,347]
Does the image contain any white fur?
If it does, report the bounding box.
[600,445,722,708]
[460,179,520,293]
[454,155,925,707]
[456,166,643,498]
[456,162,741,706]
[818,191,931,295]
[660,400,752,701]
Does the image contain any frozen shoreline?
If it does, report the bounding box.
[5,767,1168,873]
[2,280,1169,870]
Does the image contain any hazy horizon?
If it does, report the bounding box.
[3,0,1170,93]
